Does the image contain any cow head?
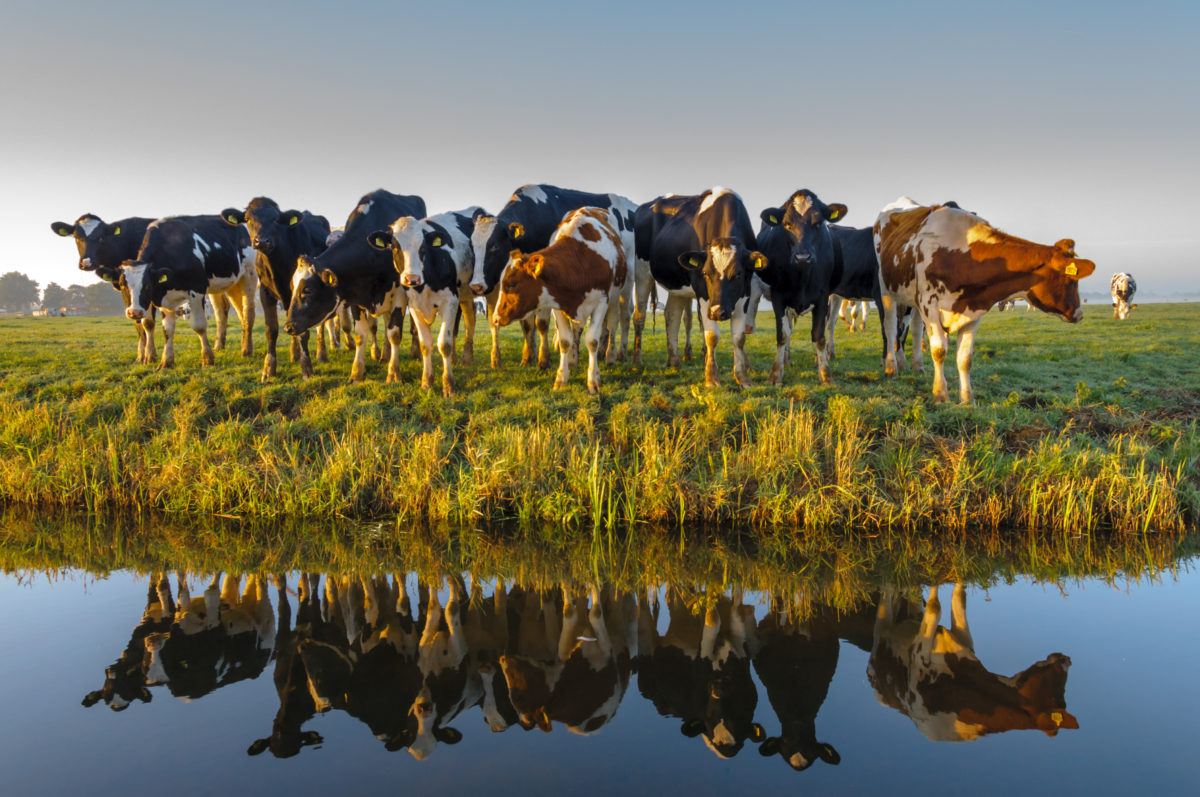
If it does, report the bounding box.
[121,260,171,320]
[471,216,524,296]
[678,238,767,322]
[759,734,840,772]
[492,250,543,326]
[1024,239,1095,323]
[406,689,465,760]
[367,217,446,289]
[51,214,128,283]
[221,197,303,256]
[759,189,846,271]
[285,255,338,335]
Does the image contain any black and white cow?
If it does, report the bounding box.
[367,206,487,395]
[122,215,258,368]
[1111,272,1137,319]
[635,188,764,387]
[756,189,848,385]
[51,214,158,363]
[469,184,644,367]
[824,224,882,363]
[220,198,331,381]
[285,190,426,382]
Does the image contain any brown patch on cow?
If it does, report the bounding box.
[539,236,619,316]
[876,207,932,293]
[578,222,601,242]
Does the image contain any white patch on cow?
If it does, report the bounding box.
[192,234,212,266]
[122,263,148,316]
[326,226,345,247]
[292,260,314,294]
[791,193,815,215]
[390,216,425,286]
[212,241,221,250]
[709,242,738,277]
[470,216,498,289]
[520,184,549,204]
[699,186,732,216]
[77,217,101,236]
[882,196,922,212]
[355,200,373,217]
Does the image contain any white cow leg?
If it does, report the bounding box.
[920,585,943,641]
[731,310,751,388]
[135,320,148,364]
[141,316,157,365]
[925,317,950,403]
[159,309,178,369]
[682,300,694,361]
[632,261,652,366]
[604,294,622,366]
[460,299,476,368]
[826,296,839,361]
[350,315,371,383]
[386,318,404,384]
[488,294,502,369]
[950,582,974,650]
[412,313,434,389]
[210,293,229,352]
[699,302,720,388]
[585,302,607,394]
[881,294,899,375]
[552,310,574,390]
[956,319,980,405]
[438,305,456,396]
[911,316,926,374]
[189,294,215,366]
[664,293,687,368]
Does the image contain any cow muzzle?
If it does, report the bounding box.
[126,307,144,321]
[1070,308,1084,323]
[470,282,487,296]
[401,274,423,288]
[79,258,93,270]
[254,238,274,253]
[791,253,812,266]
[709,305,729,322]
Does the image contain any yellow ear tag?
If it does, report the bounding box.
[289,216,299,225]
[431,236,442,247]
[752,254,767,270]
[113,226,121,235]
[157,273,169,284]
[829,210,840,220]
[226,215,239,225]
[1065,262,1077,276]
[769,215,779,224]
[1051,712,1063,725]
[373,236,387,249]
[690,256,703,268]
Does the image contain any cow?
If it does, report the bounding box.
[874,197,1096,403]
[868,582,1079,742]
[1111,272,1137,319]
[367,207,487,395]
[219,198,331,381]
[51,214,158,363]
[755,189,849,385]
[636,188,764,387]
[285,189,426,382]
[405,576,476,760]
[492,207,629,394]
[121,215,258,368]
[82,572,174,711]
[469,184,645,367]
[753,601,841,772]
[838,298,868,331]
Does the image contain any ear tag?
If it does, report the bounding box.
[113,226,121,235]
[157,273,169,284]
[769,215,779,224]
[690,256,703,268]
[289,216,299,226]
[226,214,239,225]
[829,209,841,220]
[1065,262,1077,276]
[373,236,388,249]
[431,236,442,247]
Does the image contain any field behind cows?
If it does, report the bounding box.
[0,303,1196,537]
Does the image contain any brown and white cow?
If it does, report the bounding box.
[492,207,629,394]
[874,197,1096,403]
[868,582,1078,742]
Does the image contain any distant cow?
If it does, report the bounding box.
[122,215,258,368]
[470,185,644,367]
[874,197,1095,403]
[636,188,764,387]
[52,214,158,363]
[868,583,1078,742]
[493,207,630,394]
[285,190,426,382]
[838,299,868,331]
[1111,272,1137,319]
[220,198,331,381]
[367,206,487,395]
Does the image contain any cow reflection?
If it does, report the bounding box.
[83,572,174,711]
[869,582,1078,741]
[637,588,764,758]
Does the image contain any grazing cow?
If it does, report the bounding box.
[636,588,765,758]
[838,298,869,331]
[753,601,841,772]
[868,583,1078,742]
[285,189,426,382]
[493,207,629,393]
[755,189,848,385]
[1111,272,1137,319]
[367,206,487,395]
[636,188,764,386]
[219,198,331,381]
[121,215,258,368]
[469,184,644,367]
[51,214,158,363]
[874,197,1096,403]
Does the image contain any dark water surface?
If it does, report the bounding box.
[1,565,1198,796]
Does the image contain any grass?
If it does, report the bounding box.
[0,304,1197,534]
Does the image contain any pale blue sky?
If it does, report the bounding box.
[3,0,1197,294]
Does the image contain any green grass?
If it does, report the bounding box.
[0,304,1197,534]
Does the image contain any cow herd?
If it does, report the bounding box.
[83,572,1077,765]
[54,183,1126,403]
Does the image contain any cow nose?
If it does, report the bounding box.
[255,238,273,252]
[415,702,431,717]
[792,253,812,265]
[80,258,93,269]
[470,282,486,296]
[126,308,143,321]
[1071,308,1084,323]
[283,321,297,335]
[402,274,423,287]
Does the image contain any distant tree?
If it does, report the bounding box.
[42,282,70,312]
[0,271,40,312]
[79,283,126,315]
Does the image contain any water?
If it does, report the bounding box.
[1,563,1198,796]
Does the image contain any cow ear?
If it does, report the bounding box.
[282,210,303,226]
[750,723,766,743]
[507,221,525,241]
[536,708,552,733]
[1060,258,1094,280]
[367,230,393,251]
[51,221,76,237]
[758,737,780,756]
[527,254,545,278]
[760,208,783,227]
[825,203,848,222]
[750,252,768,271]
[1055,238,1076,252]
[247,739,269,756]
[680,719,704,738]
[436,727,464,745]
[221,208,244,226]
[819,742,841,764]
[319,269,338,287]
[678,251,705,270]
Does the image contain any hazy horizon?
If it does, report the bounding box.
[3,0,1197,296]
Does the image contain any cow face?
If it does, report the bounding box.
[1025,240,1094,322]
[121,260,172,320]
[285,256,338,335]
[492,251,543,325]
[222,198,303,256]
[678,238,766,321]
[471,217,524,295]
[367,217,446,289]
[760,190,846,270]
[52,215,128,283]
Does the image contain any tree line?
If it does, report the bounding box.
[0,272,125,316]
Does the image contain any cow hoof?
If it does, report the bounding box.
[588,384,599,395]
[442,383,454,398]
[538,358,550,371]
[819,371,832,385]
[420,379,432,391]
[491,356,501,369]
[201,354,215,367]
[317,351,329,364]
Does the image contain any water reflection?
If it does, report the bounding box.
[79,572,1079,766]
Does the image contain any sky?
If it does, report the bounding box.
[2,0,1197,296]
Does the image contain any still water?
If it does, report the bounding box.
[1,565,1197,795]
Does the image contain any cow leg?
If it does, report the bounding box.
[552,310,574,390]
[386,309,405,384]
[141,315,158,365]
[880,293,900,376]
[412,312,434,389]
[315,321,328,363]
[134,319,148,364]
[698,300,720,387]
[260,288,279,382]
[924,314,951,402]
[664,293,687,368]
[616,283,631,362]
[730,309,752,388]
[158,309,178,369]
[438,303,456,396]
[211,293,230,351]
[921,585,943,642]
[519,317,535,366]
[604,289,623,366]
[350,313,371,383]
[585,302,607,394]
[458,299,475,368]
[632,262,653,367]
[948,582,974,651]
[408,316,421,360]
[682,300,694,361]
[911,315,926,374]
[223,283,254,358]
[769,298,791,386]
[826,296,839,361]
[366,314,382,362]
[487,294,502,369]
[296,331,315,379]
[536,309,552,370]
[811,296,832,384]
[189,294,216,367]
[955,319,981,405]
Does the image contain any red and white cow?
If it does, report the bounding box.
[868,583,1078,742]
[874,197,1096,403]
[492,207,630,394]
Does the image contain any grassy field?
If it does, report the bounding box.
[0,303,1196,534]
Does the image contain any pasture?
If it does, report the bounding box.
[0,303,1196,535]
